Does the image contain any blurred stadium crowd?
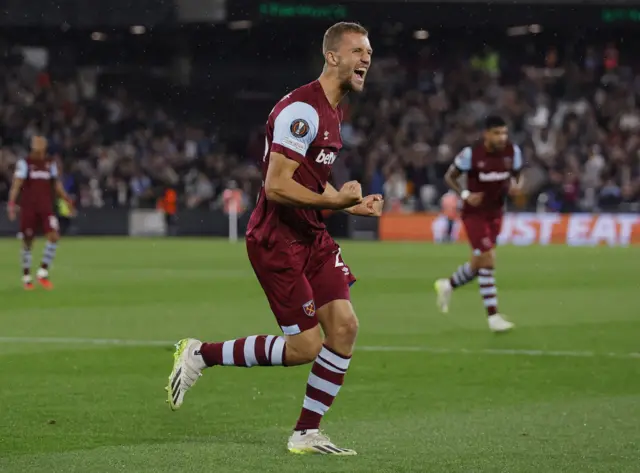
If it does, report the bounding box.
[1,34,639,213]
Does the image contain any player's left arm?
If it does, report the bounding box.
[324,182,383,217]
[509,145,525,195]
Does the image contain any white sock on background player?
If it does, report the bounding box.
[39,241,58,277]
[478,268,514,332]
[21,248,32,282]
[450,262,477,288]
[437,264,513,331]
[478,268,498,316]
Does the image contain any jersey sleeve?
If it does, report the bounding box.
[453,147,472,172]
[50,162,59,178]
[512,145,523,172]
[14,159,27,179]
[271,101,319,162]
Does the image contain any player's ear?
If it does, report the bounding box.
[325,51,339,67]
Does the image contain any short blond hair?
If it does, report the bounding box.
[322,22,368,54]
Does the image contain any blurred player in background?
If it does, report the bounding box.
[434,116,522,332]
[439,190,460,243]
[56,196,74,235]
[7,136,74,290]
[157,186,178,236]
[167,22,382,455]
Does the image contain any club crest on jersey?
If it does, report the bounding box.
[290,119,310,138]
[302,300,316,317]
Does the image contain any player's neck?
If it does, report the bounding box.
[483,141,495,153]
[317,74,346,109]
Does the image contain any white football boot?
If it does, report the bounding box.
[288,429,357,455]
[488,314,514,333]
[434,278,453,313]
[166,338,205,410]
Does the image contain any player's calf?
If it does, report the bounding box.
[197,325,322,368]
[473,251,514,332]
[477,267,498,316]
[166,327,323,410]
[472,250,498,316]
[21,240,34,289]
[198,334,289,367]
[37,231,59,289]
[294,300,357,433]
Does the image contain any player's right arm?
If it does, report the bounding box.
[7,159,27,220]
[445,147,483,207]
[265,153,361,209]
[264,101,361,210]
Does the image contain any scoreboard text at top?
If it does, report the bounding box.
[259,2,348,19]
[256,2,640,24]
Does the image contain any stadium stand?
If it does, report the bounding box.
[1,25,639,214]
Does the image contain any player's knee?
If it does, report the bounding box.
[285,326,323,365]
[289,338,322,365]
[474,250,494,269]
[47,232,59,243]
[329,311,359,345]
[302,339,323,363]
[485,250,496,268]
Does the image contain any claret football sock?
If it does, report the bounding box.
[449,262,477,289]
[294,345,351,431]
[21,249,32,278]
[198,335,287,367]
[478,268,498,316]
[40,241,58,273]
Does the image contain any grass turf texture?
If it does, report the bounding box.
[0,238,638,473]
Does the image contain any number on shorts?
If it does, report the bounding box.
[49,215,59,230]
[334,248,344,268]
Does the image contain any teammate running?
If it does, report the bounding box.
[435,116,522,332]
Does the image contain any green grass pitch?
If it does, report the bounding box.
[0,238,639,472]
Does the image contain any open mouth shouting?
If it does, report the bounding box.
[352,66,367,85]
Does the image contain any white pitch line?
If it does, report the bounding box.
[360,346,640,359]
[0,337,172,347]
[0,336,639,360]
